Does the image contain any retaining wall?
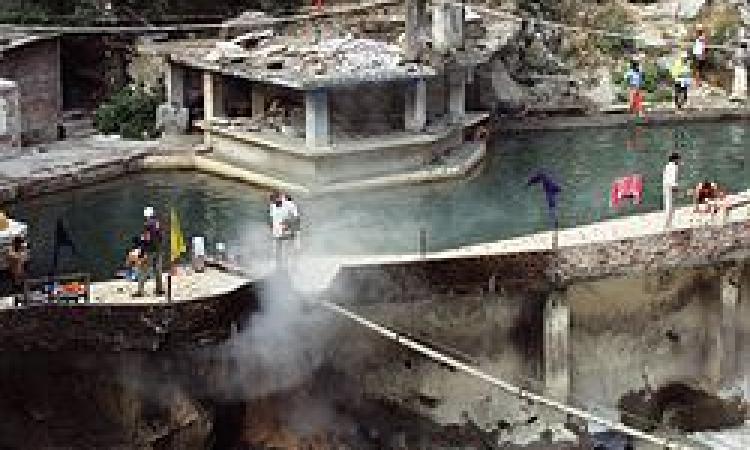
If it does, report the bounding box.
[557,220,750,282]
[0,150,149,204]
[0,281,259,351]
[326,251,554,305]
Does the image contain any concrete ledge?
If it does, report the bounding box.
[143,141,486,194]
[319,141,486,193]
[142,153,311,194]
[498,108,750,132]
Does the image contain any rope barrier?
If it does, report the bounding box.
[319,298,697,449]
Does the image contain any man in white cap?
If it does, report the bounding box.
[136,206,164,296]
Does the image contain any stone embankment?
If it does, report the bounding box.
[0,137,158,204]
[557,219,750,282]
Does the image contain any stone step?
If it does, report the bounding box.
[62,118,95,138]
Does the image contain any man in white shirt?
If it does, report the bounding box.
[282,194,302,251]
[663,152,680,228]
[692,26,707,86]
[269,193,289,269]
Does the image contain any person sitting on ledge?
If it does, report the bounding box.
[691,179,727,215]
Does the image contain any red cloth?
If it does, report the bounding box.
[610,174,644,208]
[630,89,644,115]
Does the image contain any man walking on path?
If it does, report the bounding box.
[663,153,680,229]
[692,26,707,87]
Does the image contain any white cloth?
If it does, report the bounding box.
[270,202,290,239]
[283,199,299,219]
[663,162,678,188]
[692,37,705,58]
[192,236,206,257]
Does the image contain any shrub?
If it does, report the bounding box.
[94,85,162,140]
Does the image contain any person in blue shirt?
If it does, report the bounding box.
[624,60,644,118]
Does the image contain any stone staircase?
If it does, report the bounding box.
[61,110,96,139]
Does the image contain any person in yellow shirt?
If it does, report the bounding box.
[671,52,692,110]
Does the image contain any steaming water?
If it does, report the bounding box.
[8,121,750,279]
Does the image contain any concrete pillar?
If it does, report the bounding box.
[251,84,266,119]
[732,29,748,101]
[405,0,421,61]
[0,80,21,147]
[203,71,225,123]
[166,63,186,108]
[544,289,569,401]
[448,69,466,123]
[305,89,329,149]
[432,0,451,54]
[405,78,427,132]
[707,267,740,388]
[720,268,739,384]
[450,0,464,50]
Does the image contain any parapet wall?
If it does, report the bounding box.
[0,282,258,351]
[325,220,750,305]
[557,220,750,282]
[326,251,554,304]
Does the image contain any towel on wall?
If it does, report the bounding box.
[610,174,644,208]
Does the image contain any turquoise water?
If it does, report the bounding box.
[9,121,750,279]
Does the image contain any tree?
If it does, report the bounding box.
[94,85,162,140]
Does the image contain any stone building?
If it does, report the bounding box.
[0,33,62,145]
[157,0,500,190]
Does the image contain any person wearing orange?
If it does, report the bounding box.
[624,60,644,119]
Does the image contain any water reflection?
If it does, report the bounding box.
[7,121,750,279]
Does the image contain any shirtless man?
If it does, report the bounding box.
[692,180,727,216]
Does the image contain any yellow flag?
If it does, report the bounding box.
[170,208,186,263]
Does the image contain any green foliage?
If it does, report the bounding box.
[94,85,162,140]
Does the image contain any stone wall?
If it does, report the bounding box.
[0,282,258,351]
[557,220,750,282]
[324,220,750,306]
[326,251,554,305]
[210,125,466,186]
[0,38,61,144]
[0,149,151,205]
